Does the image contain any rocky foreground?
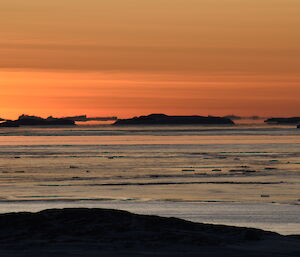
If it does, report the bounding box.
[0,208,299,256]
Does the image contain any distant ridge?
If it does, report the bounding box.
[0,115,75,127]
[114,114,234,125]
[0,114,118,126]
[264,117,300,124]
[63,115,117,122]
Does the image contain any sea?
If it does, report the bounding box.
[0,123,299,235]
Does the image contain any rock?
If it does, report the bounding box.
[264,117,300,124]
[261,194,270,198]
[114,114,234,125]
[0,208,298,257]
[0,121,19,127]
[0,115,75,127]
[63,115,117,121]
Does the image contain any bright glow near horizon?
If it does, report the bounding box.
[1,0,300,119]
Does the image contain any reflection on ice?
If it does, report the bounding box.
[0,124,299,234]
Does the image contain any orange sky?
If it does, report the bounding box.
[1,0,300,119]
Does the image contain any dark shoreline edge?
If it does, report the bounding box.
[0,208,299,257]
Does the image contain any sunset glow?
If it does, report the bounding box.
[1,0,300,119]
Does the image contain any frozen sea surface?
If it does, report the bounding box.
[0,124,299,234]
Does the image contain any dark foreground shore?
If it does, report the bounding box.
[0,208,299,257]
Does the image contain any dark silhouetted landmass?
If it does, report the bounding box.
[223,115,264,121]
[63,115,117,121]
[0,121,19,127]
[114,114,234,126]
[0,208,298,257]
[265,117,300,124]
[223,115,242,120]
[0,115,75,127]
